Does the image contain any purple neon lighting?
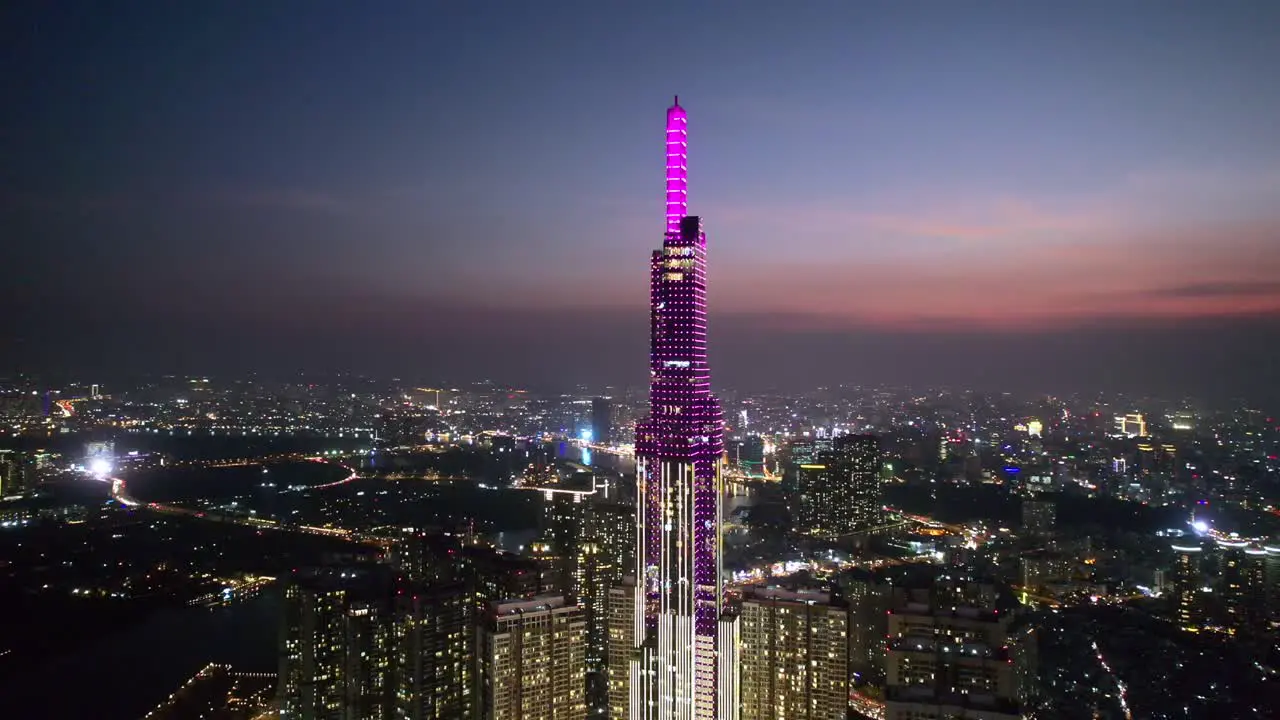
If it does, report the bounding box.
[665,98,688,236]
[637,97,726,662]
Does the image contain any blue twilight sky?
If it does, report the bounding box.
[3,1,1280,396]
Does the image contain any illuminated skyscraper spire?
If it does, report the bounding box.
[665,97,688,236]
[631,97,738,720]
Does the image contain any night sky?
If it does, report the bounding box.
[3,1,1279,399]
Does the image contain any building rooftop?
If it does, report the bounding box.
[742,586,834,605]
[493,594,571,616]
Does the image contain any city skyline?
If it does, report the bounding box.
[4,5,1280,718]
[4,2,1280,399]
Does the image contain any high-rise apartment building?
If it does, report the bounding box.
[1215,541,1271,634]
[884,598,1022,720]
[1020,498,1056,538]
[0,450,25,496]
[783,439,832,517]
[580,503,636,714]
[532,482,636,715]
[795,434,881,538]
[843,571,897,687]
[480,595,588,720]
[1219,540,1249,631]
[394,581,474,720]
[390,531,592,719]
[1240,547,1270,632]
[278,568,394,720]
[738,588,848,720]
[1266,545,1280,628]
[533,487,587,597]
[786,438,833,467]
[531,485,634,650]
[1171,543,1204,631]
[607,580,638,719]
[629,97,739,719]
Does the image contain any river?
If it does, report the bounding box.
[1,586,281,719]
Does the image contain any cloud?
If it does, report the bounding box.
[1146,280,1280,299]
[704,194,1106,247]
[0,187,359,216]
[207,188,356,215]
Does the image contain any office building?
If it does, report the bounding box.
[480,595,587,720]
[591,398,614,445]
[731,436,765,477]
[795,434,881,538]
[1114,413,1147,438]
[738,588,848,720]
[629,97,739,719]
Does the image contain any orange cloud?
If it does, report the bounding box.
[710,218,1280,330]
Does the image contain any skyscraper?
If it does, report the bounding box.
[592,398,614,446]
[630,97,738,719]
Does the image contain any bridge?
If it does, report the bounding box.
[102,473,384,547]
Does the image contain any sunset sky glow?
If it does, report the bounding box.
[4,1,1279,394]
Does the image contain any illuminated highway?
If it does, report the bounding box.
[100,471,381,547]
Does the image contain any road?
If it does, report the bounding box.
[103,473,383,547]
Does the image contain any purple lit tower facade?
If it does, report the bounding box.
[629,98,740,720]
